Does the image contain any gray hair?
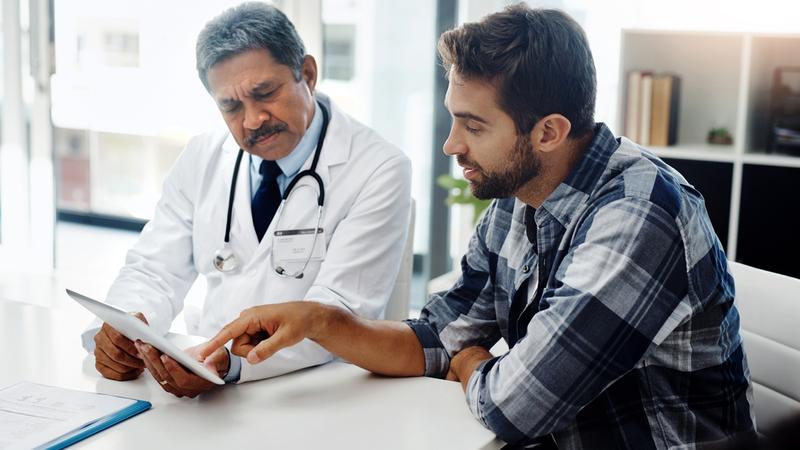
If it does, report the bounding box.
[196,2,306,90]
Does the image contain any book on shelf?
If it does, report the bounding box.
[624,70,642,142]
[624,70,681,147]
[639,74,653,146]
[651,74,681,146]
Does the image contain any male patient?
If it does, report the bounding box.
[201,5,755,449]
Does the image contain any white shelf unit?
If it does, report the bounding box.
[619,30,800,278]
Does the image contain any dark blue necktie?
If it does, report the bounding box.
[251,160,283,242]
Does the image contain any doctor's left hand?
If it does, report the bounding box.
[135,341,229,398]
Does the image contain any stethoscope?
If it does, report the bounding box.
[213,100,330,278]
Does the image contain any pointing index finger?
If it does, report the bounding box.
[199,319,250,360]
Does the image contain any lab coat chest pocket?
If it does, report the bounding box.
[275,179,328,242]
[270,179,330,275]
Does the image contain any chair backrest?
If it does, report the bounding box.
[729,261,800,432]
[384,199,415,321]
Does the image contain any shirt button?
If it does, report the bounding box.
[522,264,530,273]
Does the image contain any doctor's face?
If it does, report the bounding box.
[207,49,317,160]
[442,72,541,199]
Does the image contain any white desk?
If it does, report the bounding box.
[0,298,503,449]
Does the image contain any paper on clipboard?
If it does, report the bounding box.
[0,382,147,450]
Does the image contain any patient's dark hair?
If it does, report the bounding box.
[438,4,596,138]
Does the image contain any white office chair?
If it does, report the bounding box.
[384,200,416,321]
[729,261,800,432]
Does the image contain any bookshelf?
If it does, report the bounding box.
[618,30,800,279]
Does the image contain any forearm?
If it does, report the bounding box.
[236,339,333,382]
[310,303,425,377]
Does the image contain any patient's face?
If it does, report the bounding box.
[207,49,317,161]
[442,72,541,199]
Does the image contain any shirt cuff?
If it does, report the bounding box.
[223,348,242,384]
[81,326,100,353]
[466,357,497,428]
[403,319,450,378]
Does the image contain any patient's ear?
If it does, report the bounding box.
[530,114,572,154]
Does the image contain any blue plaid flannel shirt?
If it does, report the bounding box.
[406,124,755,449]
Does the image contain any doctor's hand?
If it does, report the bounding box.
[93,312,147,381]
[199,302,320,365]
[135,342,229,398]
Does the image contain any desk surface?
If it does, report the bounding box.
[0,298,503,450]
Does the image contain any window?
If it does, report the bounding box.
[76,27,139,68]
[52,0,245,222]
[322,24,355,81]
[55,128,90,211]
[319,0,437,308]
[102,31,139,67]
[319,0,436,258]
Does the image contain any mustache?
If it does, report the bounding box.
[456,155,482,172]
[245,122,288,147]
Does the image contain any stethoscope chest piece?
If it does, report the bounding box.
[213,243,237,272]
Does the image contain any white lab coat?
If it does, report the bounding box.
[82,97,412,382]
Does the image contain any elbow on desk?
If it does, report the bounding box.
[473,398,565,447]
[471,398,537,446]
[468,368,573,446]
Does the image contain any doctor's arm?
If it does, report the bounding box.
[82,140,203,378]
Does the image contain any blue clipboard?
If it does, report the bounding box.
[38,398,151,450]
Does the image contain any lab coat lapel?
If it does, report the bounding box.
[314,97,352,186]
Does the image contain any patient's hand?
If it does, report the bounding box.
[199,302,318,365]
[448,346,493,391]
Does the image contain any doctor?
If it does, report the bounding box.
[81,2,411,398]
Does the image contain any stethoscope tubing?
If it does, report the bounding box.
[224,149,246,244]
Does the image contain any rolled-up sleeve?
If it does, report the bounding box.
[404,318,450,377]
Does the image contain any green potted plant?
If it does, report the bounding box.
[436,174,492,224]
[707,127,733,145]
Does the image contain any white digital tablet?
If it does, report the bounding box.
[66,289,225,385]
